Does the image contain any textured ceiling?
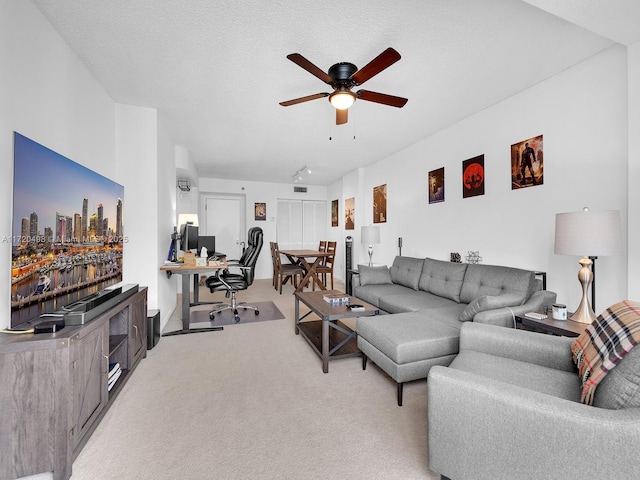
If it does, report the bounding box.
[31,0,638,186]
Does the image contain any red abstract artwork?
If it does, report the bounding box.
[462,154,485,198]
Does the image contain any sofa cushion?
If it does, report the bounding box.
[593,345,640,409]
[357,311,461,364]
[449,350,581,402]
[418,257,468,302]
[379,291,461,314]
[357,264,393,286]
[459,293,527,322]
[389,256,423,290]
[353,284,415,309]
[459,264,535,305]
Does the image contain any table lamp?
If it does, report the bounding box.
[554,208,622,323]
[361,225,380,267]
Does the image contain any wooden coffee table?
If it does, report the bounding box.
[294,290,379,373]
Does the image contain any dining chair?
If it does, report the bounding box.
[269,241,277,288]
[272,242,305,294]
[315,241,336,290]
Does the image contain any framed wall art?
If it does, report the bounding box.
[345,197,355,230]
[462,155,485,198]
[254,202,266,221]
[373,184,387,223]
[428,167,445,204]
[331,199,338,227]
[511,134,543,189]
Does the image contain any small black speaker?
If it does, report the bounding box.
[147,309,160,350]
[345,236,353,270]
[345,236,353,294]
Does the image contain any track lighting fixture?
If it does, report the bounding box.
[292,165,312,183]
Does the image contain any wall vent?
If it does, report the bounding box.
[294,186,307,193]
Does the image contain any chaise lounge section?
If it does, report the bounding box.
[354,256,556,405]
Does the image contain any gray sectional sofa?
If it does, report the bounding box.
[353,256,556,405]
[428,321,640,479]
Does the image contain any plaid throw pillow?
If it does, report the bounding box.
[571,300,640,405]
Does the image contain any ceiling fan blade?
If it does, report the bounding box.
[357,90,408,108]
[336,108,348,125]
[351,48,401,85]
[286,53,333,84]
[279,92,329,107]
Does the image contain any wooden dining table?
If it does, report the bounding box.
[279,249,331,293]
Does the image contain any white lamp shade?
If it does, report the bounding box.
[177,213,199,227]
[361,225,380,246]
[554,209,622,256]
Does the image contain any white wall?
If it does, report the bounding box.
[115,104,161,312]
[628,41,640,298]
[0,1,115,330]
[334,45,630,313]
[156,120,179,329]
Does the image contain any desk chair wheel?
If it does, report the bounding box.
[234,315,240,323]
[255,310,260,315]
[209,312,216,320]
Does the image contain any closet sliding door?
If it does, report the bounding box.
[277,199,326,250]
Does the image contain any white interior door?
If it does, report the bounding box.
[202,194,245,259]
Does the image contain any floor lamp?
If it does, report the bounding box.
[554,208,622,323]
[361,225,380,267]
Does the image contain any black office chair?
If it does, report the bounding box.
[215,226,262,280]
[206,227,263,323]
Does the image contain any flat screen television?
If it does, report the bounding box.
[10,132,125,328]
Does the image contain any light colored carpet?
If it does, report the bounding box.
[63,279,439,480]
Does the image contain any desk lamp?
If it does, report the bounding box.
[554,208,622,323]
[361,225,380,267]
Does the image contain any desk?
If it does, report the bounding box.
[160,262,227,336]
[279,249,331,293]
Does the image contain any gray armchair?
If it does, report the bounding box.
[427,321,640,480]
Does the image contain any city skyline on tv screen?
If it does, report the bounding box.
[12,132,124,246]
[10,132,124,328]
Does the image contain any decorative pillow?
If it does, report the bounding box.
[389,256,423,290]
[357,264,393,286]
[459,293,526,322]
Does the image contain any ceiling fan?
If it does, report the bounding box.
[279,47,408,125]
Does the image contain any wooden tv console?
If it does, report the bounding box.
[0,287,148,480]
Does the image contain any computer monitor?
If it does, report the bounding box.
[179,223,199,252]
[197,235,216,257]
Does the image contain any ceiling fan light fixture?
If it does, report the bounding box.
[329,90,356,110]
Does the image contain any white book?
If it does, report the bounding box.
[107,368,122,391]
[108,362,121,379]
